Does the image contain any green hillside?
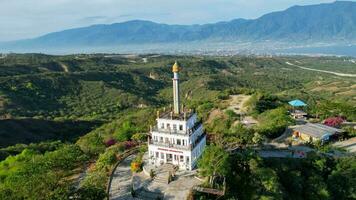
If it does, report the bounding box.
[0,54,355,199]
[0,54,355,148]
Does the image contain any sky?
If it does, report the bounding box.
[0,0,352,41]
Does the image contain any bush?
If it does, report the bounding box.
[130,153,143,173]
[123,141,137,150]
[257,107,294,138]
[131,133,146,143]
[324,117,344,128]
[105,138,116,147]
[95,150,117,170]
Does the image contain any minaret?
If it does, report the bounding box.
[172,61,181,114]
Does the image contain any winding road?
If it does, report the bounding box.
[286,62,356,77]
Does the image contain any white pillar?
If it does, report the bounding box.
[173,72,180,114]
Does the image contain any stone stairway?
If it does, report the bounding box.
[154,172,169,184]
[153,164,175,184]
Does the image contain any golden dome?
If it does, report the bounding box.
[172,61,181,73]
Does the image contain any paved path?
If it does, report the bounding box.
[109,154,136,200]
[286,62,356,77]
[59,62,69,72]
[333,137,356,153]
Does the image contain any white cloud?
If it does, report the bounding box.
[0,0,346,41]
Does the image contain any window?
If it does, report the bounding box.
[167,123,171,129]
[186,156,190,163]
[173,124,177,131]
[177,139,181,145]
[165,137,169,143]
[180,155,184,162]
[174,155,177,161]
[160,137,163,142]
[161,152,164,159]
[179,125,183,131]
[156,152,159,158]
[182,140,185,146]
[160,123,164,129]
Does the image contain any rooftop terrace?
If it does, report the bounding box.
[157,109,195,121]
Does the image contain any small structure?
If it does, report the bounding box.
[148,61,206,170]
[288,99,307,120]
[293,123,344,143]
[288,99,307,107]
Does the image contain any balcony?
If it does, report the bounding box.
[152,122,203,136]
[148,132,206,151]
[148,139,191,150]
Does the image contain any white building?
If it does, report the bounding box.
[148,61,206,170]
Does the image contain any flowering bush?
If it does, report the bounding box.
[123,141,137,150]
[324,117,344,127]
[105,138,116,147]
[130,161,142,173]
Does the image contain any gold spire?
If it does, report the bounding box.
[172,61,181,73]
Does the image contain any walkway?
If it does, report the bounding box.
[109,154,136,200]
[286,62,356,77]
[333,137,356,153]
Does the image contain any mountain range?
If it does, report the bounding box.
[1,1,356,54]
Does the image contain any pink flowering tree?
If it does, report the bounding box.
[324,117,344,127]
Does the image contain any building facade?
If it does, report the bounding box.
[147,61,206,170]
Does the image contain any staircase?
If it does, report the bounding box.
[153,164,175,184]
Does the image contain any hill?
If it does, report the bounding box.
[0,54,355,147]
[1,1,356,53]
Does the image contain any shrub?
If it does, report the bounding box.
[130,162,142,173]
[105,138,116,147]
[324,117,344,128]
[123,141,137,150]
[130,153,143,173]
[131,133,147,143]
[95,150,117,170]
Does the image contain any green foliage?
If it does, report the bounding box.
[1,54,355,200]
[221,152,356,200]
[244,92,282,115]
[0,144,88,200]
[76,132,106,156]
[115,121,137,142]
[95,149,117,170]
[226,124,255,145]
[198,145,230,187]
[131,133,147,143]
[74,185,107,200]
[257,107,294,138]
[327,158,356,199]
[131,153,144,173]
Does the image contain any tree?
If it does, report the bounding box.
[327,158,356,199]
[131,133,147,143]
[74,186,107,200]
[257,107,294,138]
[198,145,230,186]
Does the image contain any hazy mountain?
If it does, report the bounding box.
[1,1,356,52]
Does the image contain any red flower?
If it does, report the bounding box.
[324,117,344,127]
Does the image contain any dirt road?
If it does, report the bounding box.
[286,62,356,77]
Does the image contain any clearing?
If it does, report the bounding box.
[225,95,251,115]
